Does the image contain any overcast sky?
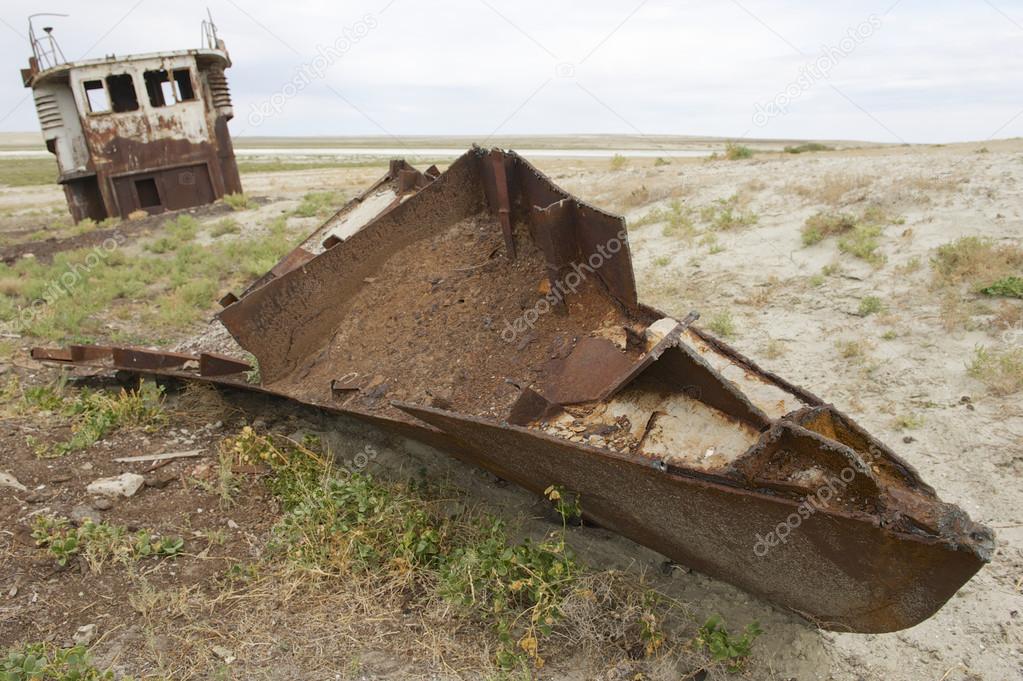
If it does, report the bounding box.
[2,0,1022,143]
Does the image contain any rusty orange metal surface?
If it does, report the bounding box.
[32,147,994,634]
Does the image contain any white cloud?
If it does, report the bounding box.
[2,0,1021,142]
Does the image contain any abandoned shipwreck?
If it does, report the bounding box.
[34,147,994,634]
[20,15,241,222]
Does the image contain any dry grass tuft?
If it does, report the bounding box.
[932,237,1023,289]
[968,346,1023,396]
[789,173,874,206]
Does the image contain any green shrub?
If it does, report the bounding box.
[223,193,251,211]
[784,142,833,154]
[802,211,856,246]
[858,296,884,316]
[696,615,763,672]
[27,380,165,457]
[724,142,753,160]
[980,276,1023,299]
[1,643,114,681]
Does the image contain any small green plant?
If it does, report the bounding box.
[31,380,166,457]
[653,255,671,268]
[653,157,670,166]
[895,413,924,430]
[802,211,856,246]
[707,311,736,338]
[544,485,582,524]
[839,224,885,265]
[210,217,241,237]
[244,358,261,385]
[968,346,1023,396]
[292,190,345,218]
[700,195,757,231]
[858,296,884,316]
[882,329,898,340]
[836,339,866,360]
[223,193,252,211]
[32,515,184,572]
[1,643,114,681]
[980,276,1023,299]
[696,615,762,672]
[609,154,627,170]
[633,200,694,238]
[724,142,753,160]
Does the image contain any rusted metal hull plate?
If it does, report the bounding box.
[31,344,989,634]
[395,403,986,634]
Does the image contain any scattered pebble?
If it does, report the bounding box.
[211,645,235,664]
[0,472,27,492]
[73,623,97,646]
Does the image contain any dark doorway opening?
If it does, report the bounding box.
[135,178,162,209]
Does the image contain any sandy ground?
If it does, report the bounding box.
[1,139,1021,680]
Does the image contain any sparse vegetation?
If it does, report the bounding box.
[838,224,885,265]
[858,296,884,316]
[968,346,1023,395]
[784,142,833,154]
[802,211,857,246]
[707,311,737,338]
[1,643,114,680]
[223,427,689,671]
[700,194,758,230]
[801,206,898,266]
[293,190,345,218]
[633,199,694,238]
[789,172,874,205]
[724,142,753,160]
[223,192,252,211]
[894,413,925,430]
[695,615,762,673]
[24,380,165,457]
[0,215,304,341]
[980,276,1023,299]
[32,515,184,572]
[609,153,628,170]
[210,217,241,237]
[836,339,866,360]
[0,157,57,187]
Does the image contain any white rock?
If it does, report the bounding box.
[212,645,236,664]
[73,623,97,646]
[86,473,145,498]
[0,472,27,492]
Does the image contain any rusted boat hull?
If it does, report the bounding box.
[31,146,993,633]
